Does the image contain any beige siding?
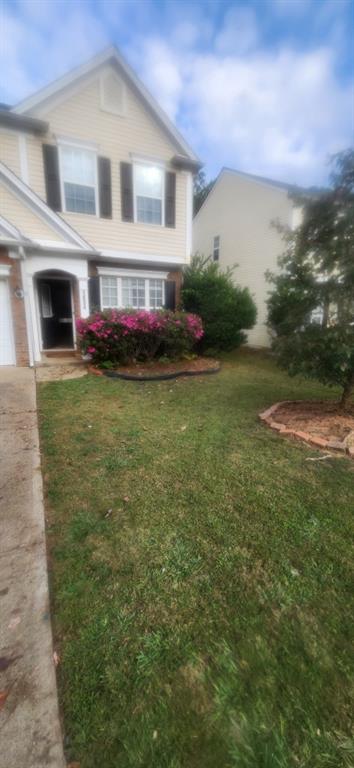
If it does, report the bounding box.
[0,183,62,241]
[193,172,293,347]
[26,70,188,259]
[0,132,21,176]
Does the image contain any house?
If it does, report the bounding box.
[0,46,200,366]
[192,167,302,347]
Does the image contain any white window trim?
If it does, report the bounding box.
[58,142,99,217]
[99,270,167,311]
[133,161,165,227]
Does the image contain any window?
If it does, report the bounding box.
[122,278,145,309]
[134,164,163,225]
[60,145,97,215]
[40,283,53,318]
[149,279,164,309]
[213,235,220,261]
[101,277,118,308]
[101,274,165,310]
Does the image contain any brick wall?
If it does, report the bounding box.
[0,248,29,366]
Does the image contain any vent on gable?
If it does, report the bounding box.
[100,71,126,116]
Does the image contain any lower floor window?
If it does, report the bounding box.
[101,275,165,310]
[122,277,146,309]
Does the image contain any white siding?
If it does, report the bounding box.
[193,171,294,347]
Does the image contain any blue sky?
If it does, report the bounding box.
[1,0,353,185]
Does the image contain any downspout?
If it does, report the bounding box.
[18,245,35,367]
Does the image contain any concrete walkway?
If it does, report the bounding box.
[0,367,65,768]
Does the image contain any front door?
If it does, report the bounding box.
[38,278,74,350]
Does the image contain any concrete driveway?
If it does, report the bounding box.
[0,367,65,768]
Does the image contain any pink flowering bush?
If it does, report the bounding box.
[76,309,204,365]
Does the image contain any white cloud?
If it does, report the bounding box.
[215,6,260,55]
[0,0,352,186]
[132,40,352,185]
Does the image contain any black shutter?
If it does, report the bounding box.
[98,157,112,218]
[164,281,176,310]
[88,276,101,313]
[42,144,61,211]
[165,171,176,228]
[120,162,134,222]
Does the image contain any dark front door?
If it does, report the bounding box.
[38,278,74,350]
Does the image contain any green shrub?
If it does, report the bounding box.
[181,255,256,351]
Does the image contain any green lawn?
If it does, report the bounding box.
[38,351,354,768]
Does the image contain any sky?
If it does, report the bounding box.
[0,0,353,186]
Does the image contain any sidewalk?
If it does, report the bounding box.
[0,367,65,768]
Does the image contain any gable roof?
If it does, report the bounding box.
[193,166,323,220]
[0,161,97,252]
[12,46,201,166]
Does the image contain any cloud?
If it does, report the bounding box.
[0,0,352,186]
[133,38,352,185]
[215,6,260,54]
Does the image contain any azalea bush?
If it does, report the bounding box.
[76,309,204,365]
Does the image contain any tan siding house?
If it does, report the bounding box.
[0,47,200,366]
[193,168,297,347]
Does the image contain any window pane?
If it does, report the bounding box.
[64,183,96,214]
[61,146,95,185]
[137,196,162,224]
[101,277,118,308]
[149,279,163,309]
[135,165,163,198]
[122,278,145,308]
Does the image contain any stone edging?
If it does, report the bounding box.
[88,363,220,382]
[259,401,354,458]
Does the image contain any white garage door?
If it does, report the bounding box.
[0,279,15,365]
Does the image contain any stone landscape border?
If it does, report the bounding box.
[88,363,221,382]
[259,400,354,458]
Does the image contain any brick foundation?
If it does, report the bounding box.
[0,247,29,366]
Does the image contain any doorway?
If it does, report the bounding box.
[37,277,74,350]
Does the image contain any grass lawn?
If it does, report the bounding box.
[38,351,354,768]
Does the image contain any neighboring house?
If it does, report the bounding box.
[0,46,200,366]
[193,167,302,347]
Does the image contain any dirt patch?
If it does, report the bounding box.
[275,401,354,441]
[90,357,220,380]
[260,400,354,456]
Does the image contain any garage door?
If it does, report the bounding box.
[0,279,15,365]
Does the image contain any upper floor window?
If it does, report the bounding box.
[59,145,97,215]
[134,164,164,225]
[213,235,220,261]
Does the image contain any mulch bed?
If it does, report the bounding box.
[260,400,354,457]
[89,357,220,381]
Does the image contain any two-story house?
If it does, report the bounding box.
[0,46,200,366]
[193,168,303,347]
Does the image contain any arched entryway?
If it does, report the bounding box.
[35,270,76,351]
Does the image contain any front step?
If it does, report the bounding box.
[37,352,85,368]
[44,349,77,358]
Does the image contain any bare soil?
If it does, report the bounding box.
[111,357,220,377]
[274,400,354,442]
